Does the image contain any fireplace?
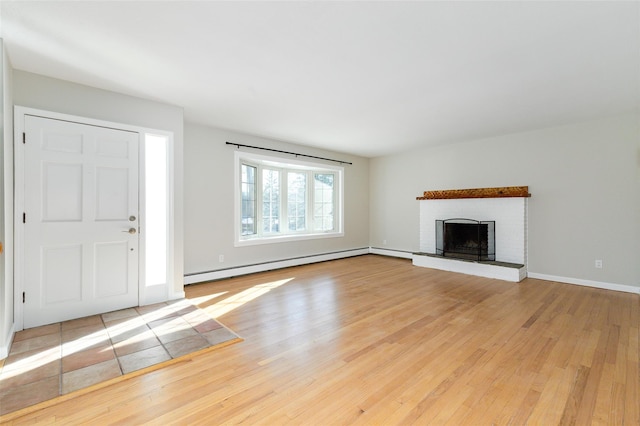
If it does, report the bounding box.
[436,219,495,261]
[415,186,529,281]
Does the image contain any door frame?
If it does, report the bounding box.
[14,106,176,331]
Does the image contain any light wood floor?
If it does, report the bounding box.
[3,255,639,425]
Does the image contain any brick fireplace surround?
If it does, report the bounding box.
[413,186,530,282]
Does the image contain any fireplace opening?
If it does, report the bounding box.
[436,219,495,261]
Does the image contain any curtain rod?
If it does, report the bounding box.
[226,142,352,165]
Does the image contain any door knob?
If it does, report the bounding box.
[122,228,137,234]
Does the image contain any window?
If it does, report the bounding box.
[235,151,343,245]
[240,164,256,236]
[313,173,334,232]
[262,168,280,233]
[287,172,306,232]
[144,133,169,287]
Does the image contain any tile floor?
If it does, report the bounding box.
[0,300,241,416]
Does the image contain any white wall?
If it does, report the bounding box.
[183,122,369,277]
[12,70,185,298]
[0,40,14,357]
[370,113,640,289]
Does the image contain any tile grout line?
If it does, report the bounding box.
[102,313,125,376]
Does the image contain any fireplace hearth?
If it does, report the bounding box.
[436,219,495,261]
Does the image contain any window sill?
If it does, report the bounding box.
[235,231,344,247]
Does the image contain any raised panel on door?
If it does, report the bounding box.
[42,244,83,304]
[96,136,129,159]
[42,132,83,154]
[95,167,129,221]
[42,162,83,222]
[95,241,129,298]
[23,115,139,328]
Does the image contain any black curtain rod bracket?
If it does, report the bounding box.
[226,142,352,165]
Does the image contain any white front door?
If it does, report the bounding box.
[23,115,139,328]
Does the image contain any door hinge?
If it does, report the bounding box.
[23,212,26,223]
[23,132,26,144]
[23,292,25,303]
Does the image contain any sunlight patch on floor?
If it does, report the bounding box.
[2,300,222,379]
[188,292,228,307]
[204,278,294,318]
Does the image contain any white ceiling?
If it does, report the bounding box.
[1,1,638,158]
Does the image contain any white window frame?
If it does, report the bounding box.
[234,150,344,246]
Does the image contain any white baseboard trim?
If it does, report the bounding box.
[1,323,15,360]
[184,248,370,285]
[183,249,640,295]
[527,272,640,295]
[368,247,414,259]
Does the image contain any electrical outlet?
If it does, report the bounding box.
[595,259,602,269]
[382,239,387,245]
[219,254,224,263]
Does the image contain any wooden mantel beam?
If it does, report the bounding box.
[416,186,531,200]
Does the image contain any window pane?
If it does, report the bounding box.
[144,133,168,286]
[314,173,334,231]
[241,164,256,235]
[262,169,280,233]
[287,172,306,231]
